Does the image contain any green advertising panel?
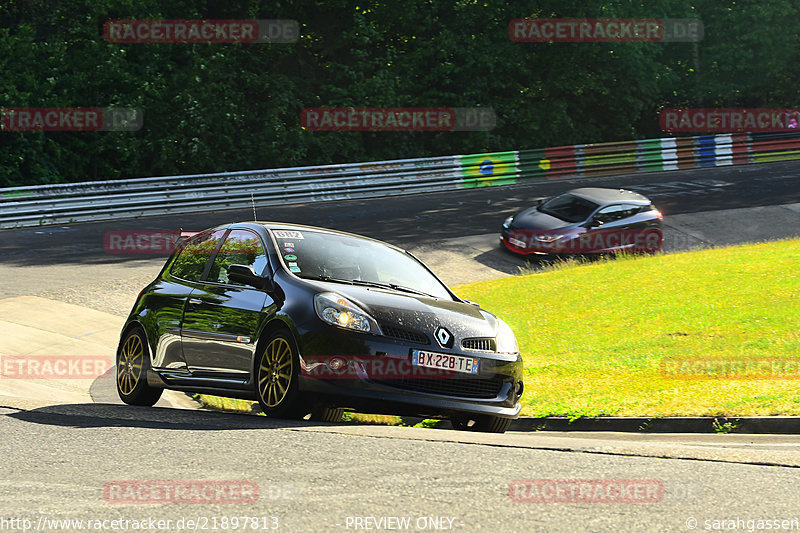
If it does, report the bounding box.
[460,151,517,188]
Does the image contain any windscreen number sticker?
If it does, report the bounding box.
[273,230,304,239]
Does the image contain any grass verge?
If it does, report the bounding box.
[196,239,798,420]
[453,239,800,418]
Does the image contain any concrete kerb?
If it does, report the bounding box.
[0,295,198,410]
[508,416,800,434]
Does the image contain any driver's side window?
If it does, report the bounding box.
[170,229,226,281]
[208,230,268,285]
[595,204,627,224]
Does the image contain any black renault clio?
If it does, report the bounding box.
[116,222,523,432]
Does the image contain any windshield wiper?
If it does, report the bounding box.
[296,274,354,285]
[298,275,437,298]
[346,279,436,298]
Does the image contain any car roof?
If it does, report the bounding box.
[566,187,651,206]
[225,221,407,252]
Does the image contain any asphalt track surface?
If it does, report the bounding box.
[1,161,800,532]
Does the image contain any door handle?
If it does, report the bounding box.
[188,298,202,306]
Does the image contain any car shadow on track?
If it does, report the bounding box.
[472,246,606,276]
[5,403,346,432]
[470,247,534,276]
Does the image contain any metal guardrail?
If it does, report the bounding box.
[0,156,462,227]
[2,132,800,228]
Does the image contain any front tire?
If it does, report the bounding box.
[117,327,162,406]
[255,330,307,419]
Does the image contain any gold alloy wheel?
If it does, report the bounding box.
[117,333,144,396]
[258,337,293,407]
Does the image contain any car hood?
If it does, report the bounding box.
[511,207,568,230]
[316,282,499,340]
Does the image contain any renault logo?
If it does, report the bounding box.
[435,326,454,348]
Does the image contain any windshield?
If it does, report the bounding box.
[269,228,452,300]
[539,194,600,223]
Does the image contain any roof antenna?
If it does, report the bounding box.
[251,192,258,221]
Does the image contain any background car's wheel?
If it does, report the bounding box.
[309,405,345,423]
[450,414,512,434]
[643,227,664,254]
[116,326,162,406]
[255,330,307,419]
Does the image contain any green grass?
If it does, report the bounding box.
[193,394,261,414]
[453,239,800,418]
[193,395,407,425]
[196,239,799,420]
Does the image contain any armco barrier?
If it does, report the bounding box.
[1,132,799,228]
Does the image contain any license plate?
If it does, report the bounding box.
[412,350,479,374]
[508,236,526,248]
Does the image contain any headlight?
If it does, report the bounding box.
[495,317,519,354]
[314,292,379,333]
[502,216,514,229]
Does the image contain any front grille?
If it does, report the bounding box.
[379,324,429,345]
[375,377,504,399]
[461,337,496,352]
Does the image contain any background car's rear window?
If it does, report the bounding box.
[540,194,599,223]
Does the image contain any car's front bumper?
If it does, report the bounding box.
[297,328,523,419]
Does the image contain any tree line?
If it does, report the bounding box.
[1,0,798,187]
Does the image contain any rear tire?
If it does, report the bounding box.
[451,414,512,434]
[450,414,472,431]
[309,405,345,423]
[116,327,162,406]
[473,415,512,433]
[643,227,664,254]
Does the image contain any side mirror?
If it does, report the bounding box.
[227,264,275,292]
[584,217,604,228]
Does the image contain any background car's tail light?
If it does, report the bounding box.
[650,204,663,219]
